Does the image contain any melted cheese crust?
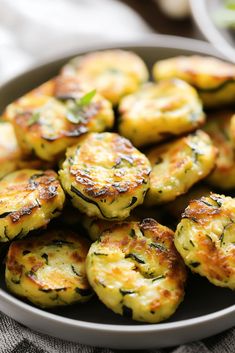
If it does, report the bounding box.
[153,56,235,107]
[3,77,114,161]
[5,229,92,307]
[59,132,151,220]
[61,50,149,105]
[86,218,186,323]
[118,80,205,147]
[204,111,235,189]
[0,169,65,242]
[175,194,235,289]
[144,130,216,206]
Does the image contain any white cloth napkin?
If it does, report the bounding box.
[0,0,151,83]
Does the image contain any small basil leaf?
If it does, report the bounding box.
[77,89,96,107]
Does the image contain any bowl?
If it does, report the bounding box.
[0,34,234,349]
[189,0,235,63]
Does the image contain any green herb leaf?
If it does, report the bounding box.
[76,89,96,107]
[213,1,235,28]
[65,90,96,124]
[27,112,40,126]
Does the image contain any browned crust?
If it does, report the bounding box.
[14,109,90,141]
[6,229,90,290]
[0,170,62,224]
[10,205,39,223]
[69,134,150,200]
[54,76,89,99]
[170,56,235,83]
[100,219,186,289]
[182,196,222,226]
[180,194,235,283]
[6,76,107,143]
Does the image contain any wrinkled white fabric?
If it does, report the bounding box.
[0,0,151,83]
[0,310,234,353]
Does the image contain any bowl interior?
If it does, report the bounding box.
[0,39,234,326]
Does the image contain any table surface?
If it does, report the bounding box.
[120,0,202,39]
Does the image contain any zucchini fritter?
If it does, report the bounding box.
[204,111,235,189]
[3,77,114,161]
[153,56,235,107]
[82,205,163,241]
[144,130,217,206]
[165,184,211,220]
[59,132,151,220]
[61,50,149,105]
[0,121,54,179]
[175,193,235,289]
[86,218,186,323]
[118,80,205,147]
[5,229,92,308]
[0,169,65,242]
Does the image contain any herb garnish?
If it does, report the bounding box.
[27,112,40,126]
[66,90,96,124]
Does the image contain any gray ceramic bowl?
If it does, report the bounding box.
[0,34,234,349]
[190,0,235,62]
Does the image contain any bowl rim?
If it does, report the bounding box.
[0,33,225,88]
[0,33,234,333]
[1,286,235,332]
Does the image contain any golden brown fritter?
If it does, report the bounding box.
[153,55,235,107]
[61,50,149,105]
[86,218,186,323]
[82,205,163,242]
[175,193,235,289]
[0,169,65,242]
[144,130,217,206]
[59,132,151,220]
[5,228,92,307]
[164,184,211,220]
[3,77,114,161]
[118,80,205,147]
[204,110,235,189]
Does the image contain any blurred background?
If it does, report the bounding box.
[0,0,234,84]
